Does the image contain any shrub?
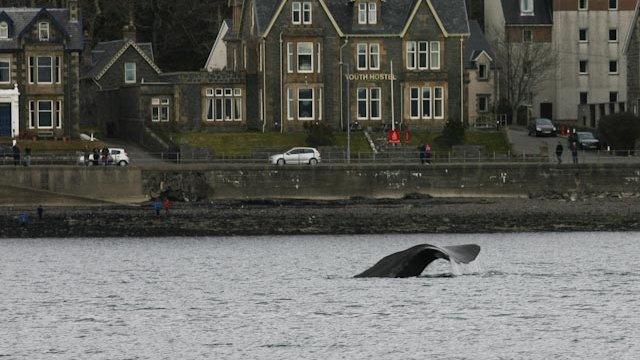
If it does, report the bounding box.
[437,119,466,147]
[304,122,335,147]
[598,112,640,151]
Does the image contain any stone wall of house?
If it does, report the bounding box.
[627,17,640,114]
[97,47,161,90]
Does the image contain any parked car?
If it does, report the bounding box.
[570,131,600,150]
[78,148,130,166]
[269,147,321,165]
[528,118,557,137]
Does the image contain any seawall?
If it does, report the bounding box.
[2,163,640,202]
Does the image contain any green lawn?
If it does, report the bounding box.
[1,138,106,153]
[174,132,371,156]
[393,130,510,154]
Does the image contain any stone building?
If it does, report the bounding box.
[465,20,499,127]
[0,1,83,139]
[625,1,640,115]
[221,0,470,132]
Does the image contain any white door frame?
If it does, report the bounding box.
[0,84,20,138]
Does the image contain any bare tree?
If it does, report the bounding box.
[488,27,556,125]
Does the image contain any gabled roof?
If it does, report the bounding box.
[83,39,160,80]
[0,7,83,50]
[252,0,469,37]
[500,0,552,26]
[464,20,496,69]
[623,0,640,55]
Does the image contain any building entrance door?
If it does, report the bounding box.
[540,102,553,119]
[0,103,11,137]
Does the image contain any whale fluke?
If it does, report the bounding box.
[354,244,481,278]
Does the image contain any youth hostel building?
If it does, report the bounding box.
[218,0,470,132]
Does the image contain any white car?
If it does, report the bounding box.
[269,147,321,165]
[79,148,130,166]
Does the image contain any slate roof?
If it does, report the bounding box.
[83,39,156,79]
[252,0,469,36]
[464,20,496,69]
[500,0,552,25]
[0,7,83,50]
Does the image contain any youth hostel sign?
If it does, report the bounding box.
[346,73,397,81]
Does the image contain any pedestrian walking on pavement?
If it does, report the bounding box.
[37,205,44,220]
[162,198,171,215]
[418,144,426,165]
[425,143,432,164]
[571,141,579,164]
[153,198,162,216]
[555,142,564,164]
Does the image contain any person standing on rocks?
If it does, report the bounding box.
[555,142,564,164]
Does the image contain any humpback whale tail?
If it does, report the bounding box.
[354,244,481,278]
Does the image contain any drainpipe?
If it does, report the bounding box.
[279,31,284,133]
[263,38,268,133]
[460,37,464,125]
[339,37,349,130]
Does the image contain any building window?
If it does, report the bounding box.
[579,0,588,10]
[579,60,588,74]
[358,3,367,24]
[579,28,588,42]
[54,57,61,83]
[317,43,322,73]
[292,2,301,24]
[287,43,294,73]
[609,0,617,10]
[610,91,618,103]
[302,2,312,24]
[39,22,49,41]
[37,57,52,83]
[478,63,488,80]
[37,100,53,128]
[430,41,440,70]
[151,98,170,122]
[357,43,368,70]
[29,101,35,128]
[297,42,313,73]
[523,29,533,43]
[521,0,533,15]
[357,87,381,120]
[409,87,420,118]
[478,95,490,113]
[298,88,314,120]
[55,100,63,129]
[357,88,368,119]
[357,43,380,70]
[124,62,136,83]
[609,60,618,74]
[368,2,377,24]
[0,60,9,83]
[609,28,618,42]
[205,88,242,122]
[434,87,444,119]
[406,41,416,70]
[287,88,294,120]
[580,92,588,105]
[369,44,380,70]
[418,41,428,69]
[422,87,431,118]
[0,22,8,39]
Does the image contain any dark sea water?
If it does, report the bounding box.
[1,233,639,359]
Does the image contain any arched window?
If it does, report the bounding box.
[0,22,8,39]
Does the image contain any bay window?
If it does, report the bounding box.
[151,98,170,122]
[406,41,416,69]
[287,43,294,73]
[205,88,243,122]
[430,41,440,70]
[422,87,431,118]
[37,100,53,128]
[418,41,428,69]
[37,57,52,83]
[55,100,63,128]
[434,86,444,119]
[407,85,444,120]
[298,88,314,120]
[287,88,294,120]
[297,42,313,73]
[410,87,420,118]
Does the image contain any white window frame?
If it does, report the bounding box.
[422,87,432,119]
[317,43,322,73]
[39,22,49,41]
[287,42,294,73]
[0,22,8,39]
[579,0,588,11]
[292,2,302,24]
[37,100,54,129]
[357,87,369,120]
[406,41,416,70]
[28,57,35,83]
[151,97,170,122]
[409,87,420,119]
[124,62,136,83]
[54,56,61,84]
[302,2,312,25]
[370,87,381,120]
[0,59,10,83]
[297,42,313,73]
[318,87,323,120]
[287,88,294,120]
[358,3,367,24]
[418,41,428,70]
[224,88,233,121]
[430,41,441,70]
[609,0,618,11]
[369,43,380,70]
[36,56,53,84]
[521,0,533,15]
[55,100,63,129]
[368,2,377,24]
[357,43,368,70]
[29,101,35,129]
[434,86,444,119]
[298,88,314,120]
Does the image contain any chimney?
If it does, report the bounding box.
[229,0,242,34]
[68,0,79,23]
[122,7,136,42]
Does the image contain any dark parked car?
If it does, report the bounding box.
[569,132,600,150]
[528,118,557,137]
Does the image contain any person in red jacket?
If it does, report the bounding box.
[162,198,171,215]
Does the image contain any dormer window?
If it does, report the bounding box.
[292,2,312,25]
[358,2,378,25]
[39,22,50,41]
[0,22,8,39]
[520,0,533,15]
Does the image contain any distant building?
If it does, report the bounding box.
[0,0,83,139]
[465,20,499,127]
[625,1,640,115]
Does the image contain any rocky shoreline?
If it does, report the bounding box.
[1,196,639,238]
